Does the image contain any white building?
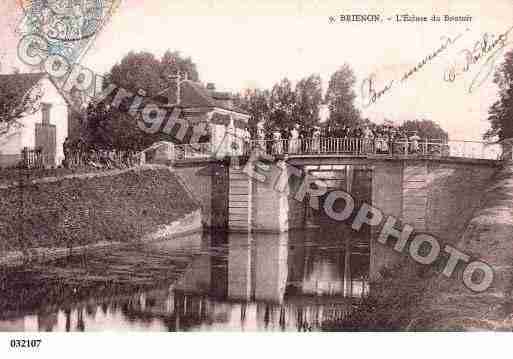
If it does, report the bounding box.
[156,80,250,158]
[0,73,69,167]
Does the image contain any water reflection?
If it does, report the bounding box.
[0,226,369,332]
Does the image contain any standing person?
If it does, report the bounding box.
[226,121,237,156]
[375,133,383,153]
[409,131,421,154]
[332,125,337,138]
[312,127,321,153]
[400,129,409,154]
[243,126,251,155]
[265,129,272,155]
[272,128,283,155]
[282,128,290,153]
[76,137,85,167]
[363,126,373,153]
[289,125,300,154]
[342,125,348,138]
[63,137,72,169]
[257,124,266,152]
[388,127,396,155]
[299,126,307,152]
[382,133,389,154]
[352,127,361,153]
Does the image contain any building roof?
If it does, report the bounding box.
[158,80,249,116]
[0,72,46,104]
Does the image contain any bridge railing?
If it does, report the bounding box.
[247,138,502,160]
[168,137,504,162]
[445,140,503,160]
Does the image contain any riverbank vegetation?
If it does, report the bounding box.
[0,167,199,254]
[321,265,428,331]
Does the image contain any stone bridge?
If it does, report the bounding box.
[144,138,507,280]
[145,139,504,232]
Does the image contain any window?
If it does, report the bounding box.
[41,103,52,125]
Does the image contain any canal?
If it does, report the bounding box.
[0,224,370,332]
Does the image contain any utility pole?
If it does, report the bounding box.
[168,70,188,105]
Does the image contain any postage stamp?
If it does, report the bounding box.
[16,0,121,63]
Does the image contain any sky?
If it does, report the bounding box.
[1,0,513,140]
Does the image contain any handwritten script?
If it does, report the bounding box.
[361,30,466,107]
[443,25,513,93]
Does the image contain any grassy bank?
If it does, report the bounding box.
[409,162,513,330]
[0,166,199,254]
[324,164,513,331]
[321,265,428,331]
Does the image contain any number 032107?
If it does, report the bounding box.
[9,339,42,349]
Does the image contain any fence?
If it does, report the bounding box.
[166,137,504,162]
[446,140,503,160]
[65,149,143,169]
[21,147,44,169]
[249,138,503,159]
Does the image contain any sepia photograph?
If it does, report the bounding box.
[0,0,513,356]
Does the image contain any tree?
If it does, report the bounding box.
[82,50,201,150]
[107,50,200,99]
[485,50,513,141]
[86,105,151,150]
[108,51,163,97]
[268,78,297,131]
[295,74,322,128]
[401,119,449,140]
[234,89,270,134]
[325,64,361,127]
[84,95,178,151]
[0,76,43,137]
[236,75,322,133]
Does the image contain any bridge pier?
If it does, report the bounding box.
[250,163,290,233]
[248,160,306,233]
[228,165,253,233]
[402,162,428,232]
[371,162,405,282]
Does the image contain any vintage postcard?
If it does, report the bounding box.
[0,0,513,356]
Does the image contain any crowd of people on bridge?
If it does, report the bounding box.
[61,121,442,167]
[248,122,435,156]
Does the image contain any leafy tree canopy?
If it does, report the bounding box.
[485,50,513,141]
[295,74,323,128]
[106,50,200,98]
[325,64,361,128]
[0,74,43,137]
[401,119,449,140]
